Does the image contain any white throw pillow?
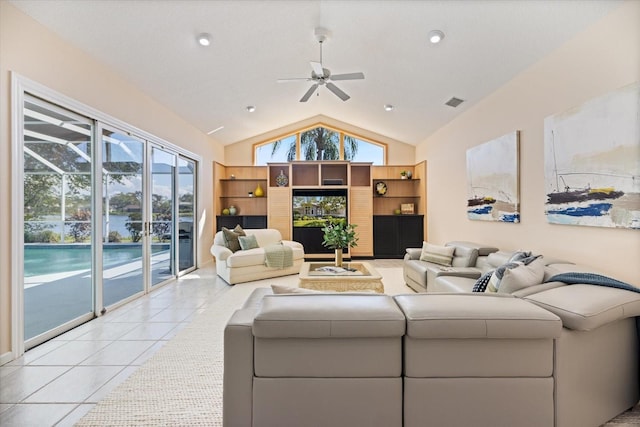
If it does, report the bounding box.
[498,257,546,294]
[419,242,455,266]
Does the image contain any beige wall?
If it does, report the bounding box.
[417,1,640,285]
[224,114,415,166]
[0,3,224,358]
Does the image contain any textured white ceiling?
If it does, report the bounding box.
[11,0,621,145]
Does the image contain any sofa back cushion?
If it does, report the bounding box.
[214,228,284,249]
[244,228,283,247]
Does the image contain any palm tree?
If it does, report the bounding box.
[270,127,359,161]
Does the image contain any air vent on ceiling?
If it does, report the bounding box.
[445,97,465,108]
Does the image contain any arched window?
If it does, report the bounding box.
[253,124,387,164]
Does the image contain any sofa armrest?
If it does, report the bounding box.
[405,248,422,260]
[224,308,259,427]
[282,240,304,250]
[211,244,232,262]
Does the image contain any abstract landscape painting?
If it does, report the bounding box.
[544,82,640,229]
[466,131,520,223]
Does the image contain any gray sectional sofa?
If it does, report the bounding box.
[223,248,640,427]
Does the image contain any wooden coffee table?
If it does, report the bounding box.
[298,262,384,293]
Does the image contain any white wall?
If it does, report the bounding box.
[416,1,640,285]
[0,3,224,358]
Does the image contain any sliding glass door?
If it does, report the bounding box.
[20,94,199,350]
[102,129,146,306]
[23,97,95,343]
[178,158,196,273]
[150,146,176,287]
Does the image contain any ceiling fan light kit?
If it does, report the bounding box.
[277,27,365,102]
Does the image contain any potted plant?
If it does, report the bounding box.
[321,221,358,267]
[400,170,408,179]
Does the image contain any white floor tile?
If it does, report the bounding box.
[79,340,155,366]
[118,322,182,340]
[0,403,77,427]
[28,341,113,366]
[0,366,70,403]
[0,403,15,414]
[54,403,95,427]
[74,322,140,341]
[23,366,124,403]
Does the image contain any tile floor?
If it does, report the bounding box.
[0,259,403,426]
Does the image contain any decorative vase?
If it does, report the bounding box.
[335,249,343,267]
[254,183,264,197]
[406,171,412,179]
[228,205,237,215]
[275,170,288,187]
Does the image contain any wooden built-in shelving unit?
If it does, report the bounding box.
[214,160,426,258]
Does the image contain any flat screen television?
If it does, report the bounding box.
[292,189,348,228]
[292,189,348,254]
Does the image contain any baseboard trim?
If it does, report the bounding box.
[0,351,15,366]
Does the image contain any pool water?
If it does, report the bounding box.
[24,244,168,277]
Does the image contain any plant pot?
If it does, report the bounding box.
[335,249,343,267]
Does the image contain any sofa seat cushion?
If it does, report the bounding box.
[226,247,267,268]
[524,284,640,331]
[433,275,477,293]
[253,294,406,338]
[225,246,304,268]
[394,294,562,339]
[253,294,406,378]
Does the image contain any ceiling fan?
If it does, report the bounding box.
[277,28,365,102]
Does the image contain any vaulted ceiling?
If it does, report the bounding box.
[11,0,621,146]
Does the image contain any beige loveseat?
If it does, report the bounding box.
[210,228,304,285]
[224,268,640,426]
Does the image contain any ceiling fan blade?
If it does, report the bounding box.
[310,61,324,77]
[277,77,312,83]
[326,82,350,101]
[330,72,365,81]
[300,84,318,102]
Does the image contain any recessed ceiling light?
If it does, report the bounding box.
[246,105,256,113]
[428,30,444,44]
[384,104,394,111]
[207,126,224,135]
[197,33,211,46]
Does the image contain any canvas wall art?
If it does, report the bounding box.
[544,82,640,229]
[466,131,520,223]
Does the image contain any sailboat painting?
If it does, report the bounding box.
[544,82,640,229]
[466,131,520,223]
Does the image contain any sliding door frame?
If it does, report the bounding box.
[11,72,201,359]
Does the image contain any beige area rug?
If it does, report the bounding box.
[76,268,640,426]
[75,268,413,426]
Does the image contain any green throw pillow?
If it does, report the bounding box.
[222,227,241,252]
[238,234,259,250]
[419,242,455,266]
[233,224,246,236]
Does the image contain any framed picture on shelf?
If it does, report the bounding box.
[401,203,414,214]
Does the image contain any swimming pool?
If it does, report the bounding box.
[24,244,169,277]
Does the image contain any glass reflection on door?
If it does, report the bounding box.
[150,146,176,286]
[102,130,145,306]
[178,158,195,273]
